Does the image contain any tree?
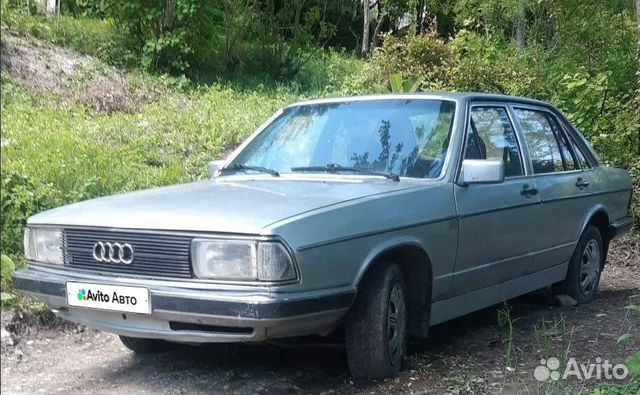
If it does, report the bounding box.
[415,0,426,34]
[362,0,370,57]
[222,0,259,72]
[636,0,640,58]
[636,0,640,86]
[370,1,386,51]
[258,0,339,78]
[515,0,526,49]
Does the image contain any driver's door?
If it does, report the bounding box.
[452,105,544,296]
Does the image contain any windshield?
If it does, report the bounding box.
[228,99,456,179]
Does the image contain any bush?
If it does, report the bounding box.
[356,28,639,224]
[355,32,455,92]
[1,255,16,286]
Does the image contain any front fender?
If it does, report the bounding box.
[353,236,428,287]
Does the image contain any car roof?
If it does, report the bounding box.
[287,92,553,109]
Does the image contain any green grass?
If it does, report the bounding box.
[0,78,303,256]
[1,5,135,68]
[591,381,640,395]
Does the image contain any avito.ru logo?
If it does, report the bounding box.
[75,288,137,305]
[534,357,628,381]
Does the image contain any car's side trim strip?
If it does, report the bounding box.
[434,240,576,281]
[296,215,458,251]
[538,187,633,205]
[459,187,632,219]
[459,200,542,219]
[299,186,632,251]
[430,262,568,325]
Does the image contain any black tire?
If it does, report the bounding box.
[119,336,174,354]
[345,263,408,379]
[553,225,604,304]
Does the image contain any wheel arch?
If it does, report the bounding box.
[353,238,433,337]
[578,205,615,264]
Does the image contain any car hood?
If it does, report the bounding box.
[28,176,418,234]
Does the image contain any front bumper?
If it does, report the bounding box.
[13,265,355,343]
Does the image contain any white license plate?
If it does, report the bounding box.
[66,282,150,314]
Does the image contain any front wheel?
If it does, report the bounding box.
[553,225,603,304]
[345,263,408,379]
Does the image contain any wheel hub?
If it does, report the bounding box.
[387,283,406,364]
[579,239,600,295]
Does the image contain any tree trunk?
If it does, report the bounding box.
[636,0,640,53]
[516,0,526,49]
[370,13,387,52]
[415,0,425,34]
[636,0,640,87]
[362,0,370,57]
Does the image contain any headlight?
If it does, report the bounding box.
[24,227,63,265]
[191,239,296,282]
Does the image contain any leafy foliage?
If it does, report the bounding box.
[355,0,639,223]
[388,73,421,93]
[358,32,455,91]
[101,0,215,73]
[0,79,297,255]
[0,0,638,260]
[0,255,16,286]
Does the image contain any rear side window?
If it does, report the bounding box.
[571,139,592,169]
[514,108,568,174]
[465,106,524,177]
[546,114,578,171]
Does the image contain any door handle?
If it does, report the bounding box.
[576,178,590,189]
[521,184,539,197]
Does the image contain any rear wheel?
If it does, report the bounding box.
[119,336,173,354]
[345,263,408,379]
[553,225,603,304]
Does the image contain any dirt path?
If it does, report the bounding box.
[1,264,638,395]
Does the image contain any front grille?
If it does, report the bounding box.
[63,228,193,279]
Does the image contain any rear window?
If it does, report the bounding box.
[514,108,565,174]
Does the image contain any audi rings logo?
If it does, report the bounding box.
[92,242,134,264]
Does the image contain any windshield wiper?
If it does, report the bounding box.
[221,163,280,177]
[291,163,399,182]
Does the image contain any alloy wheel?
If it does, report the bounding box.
[387,282,407,365]
[579,239,600,295]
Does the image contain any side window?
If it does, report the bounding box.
[514,108,565,174]
[571,140,591,169]
[465,106,524,177]
[546,114,578,171]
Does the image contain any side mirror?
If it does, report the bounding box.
[209,160,224,178]
[461,159,505,185]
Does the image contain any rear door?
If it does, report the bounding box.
[453,104,544,295]
[511,106,594,270]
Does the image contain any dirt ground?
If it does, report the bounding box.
[0,32,164,114]
[1,250,638,395]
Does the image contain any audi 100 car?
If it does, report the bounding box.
[14,93,633,378]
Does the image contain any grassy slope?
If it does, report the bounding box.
[1,80,302,253]
[0,10,364,262]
